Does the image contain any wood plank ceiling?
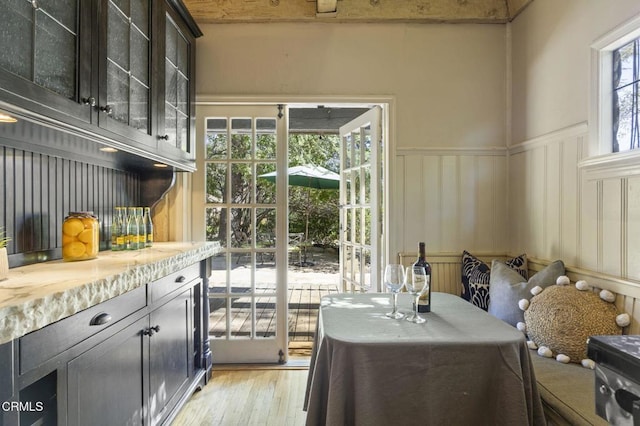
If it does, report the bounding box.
[182,0,533,24]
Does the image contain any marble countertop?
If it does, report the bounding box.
[0,241,221,344]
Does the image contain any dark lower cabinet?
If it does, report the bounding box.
[67,317,148,426]
[149,286,194,425]
[1,260,210,426]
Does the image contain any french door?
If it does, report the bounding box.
[339,106,383,292]
[196,104,288,363]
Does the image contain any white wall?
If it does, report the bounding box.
[196,22,509,257]
[509,0,640,281]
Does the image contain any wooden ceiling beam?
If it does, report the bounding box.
[182,0,533,24]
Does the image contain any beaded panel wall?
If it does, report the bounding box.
[0,146,140,267]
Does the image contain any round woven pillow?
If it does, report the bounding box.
[524,285,621,362]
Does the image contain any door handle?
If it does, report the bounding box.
[143,325,161,336]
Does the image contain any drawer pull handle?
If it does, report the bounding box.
[175,275,186,283]
[90,312,112,326]
[143,325,161,336]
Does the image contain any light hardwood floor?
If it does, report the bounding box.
[171,368,310,425]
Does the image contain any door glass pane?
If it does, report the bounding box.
[107,0,150,132]
[354,209,361,244]
[130,78,148,131]
[165,17,177,66]
[210,252,228,288]
[205,207,226,246]
[256,258,276,291]
[363,126,372,163]
[352,131,361,167]
[178,113,188,151]
[206,164,226,202]
[0,0,33,79]
[165,61,177,105]
[208,297,226,339]
[206,119,228,159]
[164,104,176,144]
[256,163,276,204]
[230,253,252,290]
[130,28,149,85]
[255,294,276,338]
[344,134,351,168]
[177,31,188,73]
[107,61,129,123]
[231,119,252,159]
[177,74,188,114]
[230,300,252,339]
[364,167,371,204]
[131,0,148,37]
[107,2,129,70]
[256,208,276,246]
[35,9,76,99]
[231,208,252,248]
[364,208,371,245]
[256,119,277,159]
[231,163,252,204]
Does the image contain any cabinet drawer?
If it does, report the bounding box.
[19,286,147,374]
[150,264,200,303]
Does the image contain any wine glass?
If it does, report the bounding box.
[405,265,430,324]
[384,264,405,319]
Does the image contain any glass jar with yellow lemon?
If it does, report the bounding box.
[62,212,99,261]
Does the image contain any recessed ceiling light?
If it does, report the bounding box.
[154,163,169,168]
[99,147,118,153]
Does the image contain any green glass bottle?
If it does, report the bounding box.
[137,207,146,249]
[126,207,138,250]
[143,207,153,247]
[111,207,121,251]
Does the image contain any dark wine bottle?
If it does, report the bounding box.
[413,242,432,313]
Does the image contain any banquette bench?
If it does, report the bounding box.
[398,253,640,425]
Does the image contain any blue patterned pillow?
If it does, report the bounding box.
[461,251,527,311]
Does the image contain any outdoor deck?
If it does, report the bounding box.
[208,284,340,342]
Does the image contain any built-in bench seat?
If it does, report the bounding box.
[531,355,607,425]
[397,252,640,425]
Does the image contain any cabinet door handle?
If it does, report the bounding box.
[143,325,161,336]
[175,275,186,283]
[90,312,112,326]
[82,96,96,107]
[158,134,170,140]
[100,105,113,115]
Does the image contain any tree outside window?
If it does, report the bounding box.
[613,36,640,152]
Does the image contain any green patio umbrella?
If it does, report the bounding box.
[258,164,340,252]
[258,164,340,190]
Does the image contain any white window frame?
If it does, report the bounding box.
[589,13,640,164]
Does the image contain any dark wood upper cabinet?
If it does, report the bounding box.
[0,0,202,171]
[96,0,157,149]
[157,3,197,161]
[0,0,93,123]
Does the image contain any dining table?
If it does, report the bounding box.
[304,292,546,426]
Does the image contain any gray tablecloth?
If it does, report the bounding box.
[304,292,546,426]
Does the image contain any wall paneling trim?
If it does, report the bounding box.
[0,146,141,267]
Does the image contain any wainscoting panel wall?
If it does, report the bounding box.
[0,145,140,267]
[507,123,588,267]
[397,253,640,334]
[395,148,507,256]
[508,120,640,293]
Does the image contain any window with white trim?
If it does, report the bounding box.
[613,36,640,152]
[590,14,640,158]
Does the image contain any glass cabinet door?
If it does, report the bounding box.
[101,0,153,139]
[0,0,91,122]
[162,10,194,158]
